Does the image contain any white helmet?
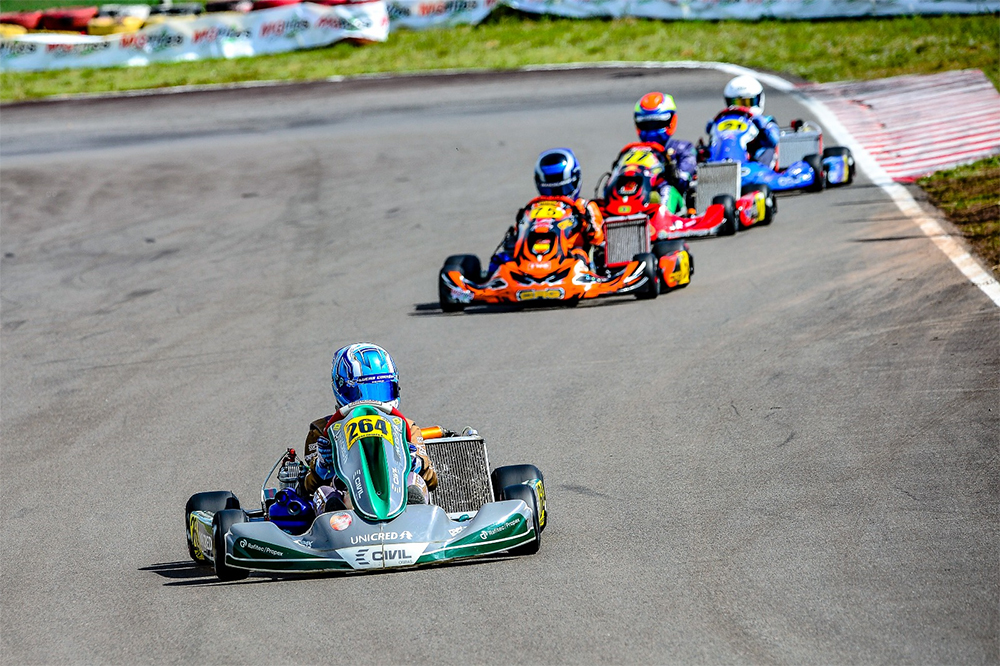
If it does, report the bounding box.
[724,75,765,115]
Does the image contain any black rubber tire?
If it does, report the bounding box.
[755,184,776,226]
[632,252,659,300]
[185,491,240,562]
[652,240,692,290]
[822,146,855,186]
[712,194,738,235]
[501,484,541,556]
[804,154,825,192]
[491,463,546,532]
[438,254,481,313]
[212,509,250,581]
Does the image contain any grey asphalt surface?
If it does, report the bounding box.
[1,67,997,665]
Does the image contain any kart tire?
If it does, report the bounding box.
[652,240,691,290]
[755,184,776,226]
[185,491,240,562]
[439,254,480,313]
[712,194,737,236]
[804,154,825,192]
[212,509,250,581]
[632,252,659,300]
[823,146,855,186]
[501,484,541,556]
[491,465,546,531]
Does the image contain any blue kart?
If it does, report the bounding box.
[698,107,854,193]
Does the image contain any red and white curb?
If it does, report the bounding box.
[800,69,1000,181]
[10,60,1000,307]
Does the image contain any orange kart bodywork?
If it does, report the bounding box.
[439,197,658,310]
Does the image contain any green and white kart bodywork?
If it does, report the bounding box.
[186,403,546,580]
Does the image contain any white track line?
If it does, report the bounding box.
[16,59,999,307]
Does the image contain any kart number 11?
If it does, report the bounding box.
[345,415,393,449]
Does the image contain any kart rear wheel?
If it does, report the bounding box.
[438,254,481,313]
[823,146,855,186]
[712,194,737,236]
[212,509,250,581]
[804,154,825,192]
[501,484,541,556]
[185,491,240,563]
[491,464,546,532]
[632,252,659,300]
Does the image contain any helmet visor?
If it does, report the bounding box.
[340,374,399,404]
[726,96,758,109]
[635,113,674,132]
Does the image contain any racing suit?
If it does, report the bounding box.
[489,196,605,273]
[301,408,438,500]
[612,139,697,195]
[708,112,780,167]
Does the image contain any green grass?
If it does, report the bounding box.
[918,156,1000,278]
[1,13,997,101]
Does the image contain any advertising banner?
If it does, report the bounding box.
[504,0,1000,19]
[387,0,497,27]
[0,1,389,72]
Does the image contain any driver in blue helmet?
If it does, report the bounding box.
[301,343,438,508]
[713,75,780,167]
[489,148,605,273]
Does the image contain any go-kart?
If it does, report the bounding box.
[698,107,854,193]
[439,195,661,311]
[596,144,772,241]
[185,402,546,580]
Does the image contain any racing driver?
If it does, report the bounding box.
[301,343,438,509]
[488,147,605,273]
[610,91,698,199]
[716,75,781,168]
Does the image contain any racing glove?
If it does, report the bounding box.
[409,444,438,491]
[313,436,334,482]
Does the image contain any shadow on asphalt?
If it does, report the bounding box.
[411,297,649,316]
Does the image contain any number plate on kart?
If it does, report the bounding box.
[516,288,565,301]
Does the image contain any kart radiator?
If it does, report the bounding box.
[778,127,822,168]
[425,435,494,514]
[604,217,650,267]
[695,162,741,215]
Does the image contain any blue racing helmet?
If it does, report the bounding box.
[331,343,400,408]
[534,148,582,198]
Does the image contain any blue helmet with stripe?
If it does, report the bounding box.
[534,148,581,198]
[331,343,400,408]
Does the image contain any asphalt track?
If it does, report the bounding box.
[1,67,997,665]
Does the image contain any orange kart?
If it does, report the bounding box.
[438,197,660,312]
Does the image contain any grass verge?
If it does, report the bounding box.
[1,13,997,101]
[917,156,1000,279]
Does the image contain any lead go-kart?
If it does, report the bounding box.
[185,402,547,580]
[439,195,670,311]
[698,107,855,193]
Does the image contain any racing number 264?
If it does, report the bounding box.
[346,415,393,449]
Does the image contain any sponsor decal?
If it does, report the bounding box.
[0,41,38,58]
[192,26,252,44]
[479,518,519,540]
[259,17,309,38]
[337,543,428,569]
[516,288,564,301]
[329,512,353,531]
[413,0,480,15]
[46,41,114,58]
[238,538,284,558]
[448,526,465,536]
[350,530,414,545]
[316,14,373,30]
[119,31,184,52]
[345,414,393,450]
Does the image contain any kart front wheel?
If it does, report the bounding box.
[823,146,855,186]
[632,252,659,300]
[491,464,546,532]
[712,194,737,235]
[754,184,776,226]
[501,484,541,556]
[185,491,240,563]
[652,240,692,290]
[212,509,249,582]
[804,154,825,193]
